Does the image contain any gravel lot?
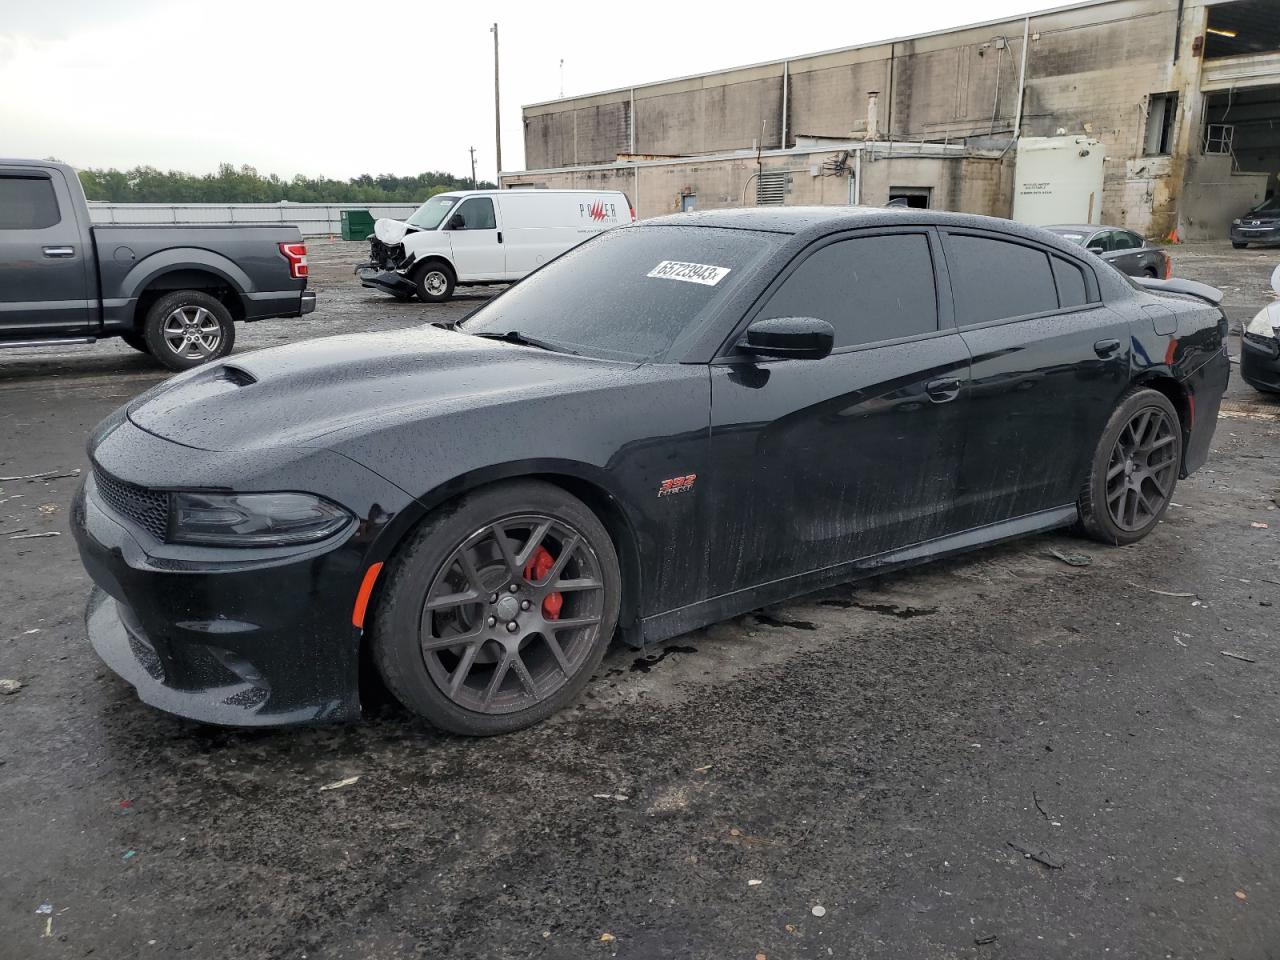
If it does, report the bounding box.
[1,238,1278,959]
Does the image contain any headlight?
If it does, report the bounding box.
[1244,305,1280,341]
[169,492,352,546]
[1233,218,1242,226]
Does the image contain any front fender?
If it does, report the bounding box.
[401,231,454,263]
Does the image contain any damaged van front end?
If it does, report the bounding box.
[354,217,422,300]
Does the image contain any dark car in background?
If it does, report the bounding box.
[0,159,315,370]
[1230,196,1280,249]
[1047,224,1171,278]
[72,207,1230,735]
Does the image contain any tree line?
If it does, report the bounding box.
[76,163,496,204]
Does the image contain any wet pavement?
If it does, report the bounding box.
[1,240,1278,959]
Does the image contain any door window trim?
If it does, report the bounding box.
[937,228,1102,333]
[712,225,954,361]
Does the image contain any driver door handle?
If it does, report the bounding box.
[1094,338,1121,358]
[42,246,75,258]
[926,377,962,402]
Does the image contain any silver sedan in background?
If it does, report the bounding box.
[1047,224,1171,279]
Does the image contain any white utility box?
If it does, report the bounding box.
[1013,136,1105,226]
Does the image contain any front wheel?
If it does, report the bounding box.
[371,480,621,735]
[1078,388,1182,545]
[142,290,235,371]
[412,262,456,303]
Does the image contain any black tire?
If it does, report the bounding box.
[1232,241,1248,250]
[1078,388,1182,546]
[370,480,621,735]
[412,261,456,303]
[142,290,235,371]
[1142,266,1159,279]
[119,331,150,354]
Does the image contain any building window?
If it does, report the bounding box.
[888,187,932,209]
[755,171,790,205]
[1144,93,1178,156]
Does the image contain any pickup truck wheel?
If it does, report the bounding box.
[413,262,455,304]
[143,291,235,371]
[120,332,150,354]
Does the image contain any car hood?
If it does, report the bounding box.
[127,326,625,452]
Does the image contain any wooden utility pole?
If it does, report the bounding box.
[491,23,503,185]
[469,147,477,190]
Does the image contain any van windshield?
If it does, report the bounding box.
[460,225,784,362]
[407,195,459,230]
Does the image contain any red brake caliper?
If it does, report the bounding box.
[523,546,562,620]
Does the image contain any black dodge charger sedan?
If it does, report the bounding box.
[73,208,1230,735]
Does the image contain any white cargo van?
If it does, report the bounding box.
[355,189,634,303]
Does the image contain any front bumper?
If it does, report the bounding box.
[1241,334,1280,393]
[355,264,416,297]
[72,466,376,727]
[1230,224,1280,245]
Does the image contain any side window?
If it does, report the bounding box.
[1052,256,1089,308]
[947,234,1059,325]
[1114,231,1142,251]
[450,197,496,230]
[1088,231,1114,253]
[0,176,61,230]
[758,233,938,348]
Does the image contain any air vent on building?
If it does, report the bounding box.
[756,171,790,205]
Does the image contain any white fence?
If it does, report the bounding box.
[86,202,420,237]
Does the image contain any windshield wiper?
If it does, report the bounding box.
[471,330,573,354]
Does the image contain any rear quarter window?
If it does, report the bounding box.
[1052,256,1090,308]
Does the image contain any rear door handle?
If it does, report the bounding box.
[42,246,75,258]
[1094,338,1121,358]
[926,377,962,402]
[496,231,503,243]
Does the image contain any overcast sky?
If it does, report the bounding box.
[2,0,1043,182]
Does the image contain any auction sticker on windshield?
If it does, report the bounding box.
[647,260,732,286]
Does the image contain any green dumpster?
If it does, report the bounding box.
[340,209,376,241]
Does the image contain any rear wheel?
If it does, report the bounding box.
[1078,388,1182,545]
[413,262,456,303]
[1232,241,1248,250]
[371,480,620,735]
[142,290,235,371]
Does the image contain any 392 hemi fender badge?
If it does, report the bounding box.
[658,474,697,497]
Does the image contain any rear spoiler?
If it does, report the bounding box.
[1133,276,1223,306]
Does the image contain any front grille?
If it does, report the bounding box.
[94,469,170,541]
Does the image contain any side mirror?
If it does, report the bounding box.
[738,316,834,360]
[446,213,465,230]
[1272,263,1280,296]
[1087,245,1106,254]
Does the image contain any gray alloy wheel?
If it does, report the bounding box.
[1105,406,1179,532]
[1078,388,1182,545]
[420,515,606,715]
[142,290,235,372]
[370,480,621,735]
[162,305,222,359]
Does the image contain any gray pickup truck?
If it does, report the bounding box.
[0,158,315,371]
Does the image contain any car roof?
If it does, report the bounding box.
[1047,223,1136,234]
[433,189,626,199]
[641,205,1101,248]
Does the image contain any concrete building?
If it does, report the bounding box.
[502,0,1280,239]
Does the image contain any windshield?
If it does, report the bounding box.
[1250,196,1280,215]
[407,195,460,230]
[460,225,784,361]
[1047,229,1088,246]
